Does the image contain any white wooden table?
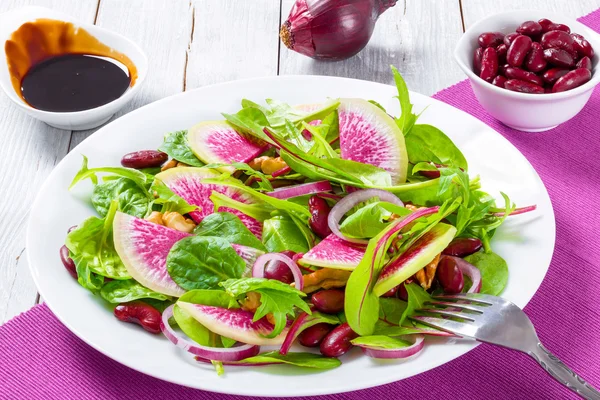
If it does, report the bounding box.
[1,0,600,323]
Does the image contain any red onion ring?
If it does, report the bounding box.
[253,253,304,291]
[443,255,482,293]
[492,205,537,217]
[280,312,310,355]
[328,189,405,244]
[357,334,425,359]
[267,180,332,199]
[160,305,260,362]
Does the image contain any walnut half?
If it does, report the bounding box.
[302,268,352,293]
[413,254,441,290]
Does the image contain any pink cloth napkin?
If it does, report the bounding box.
[3,10,600,400]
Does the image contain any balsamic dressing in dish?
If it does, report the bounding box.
[20,54,130,112]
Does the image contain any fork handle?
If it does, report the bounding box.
[529,343,600,400]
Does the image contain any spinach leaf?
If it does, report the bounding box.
[166,236,245,290]
[194,212,266,251]
[92,178,150,218]
[66,201,131,280]
[158,130,204,166]
[404,125,468,171]
[220,278,310,338]
[399,283,431,325]
[236,351,341,369]
[340,201,410,239]
[391,65,418,134]
[151,179,198,215]
[351,335,411,349]
[100,280,169,303]
[262,214,310,253]
[464,251,508,295]
[70,155,148,191]
[345,218,406,335]
[173,304,211,346]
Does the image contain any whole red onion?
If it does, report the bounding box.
[280,0,397,60]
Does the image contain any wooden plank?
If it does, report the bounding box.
[461,0,600,28]
[69,0,191,150]
[0,0,98,323]
[278,0,465,95]
[185,0,280,89]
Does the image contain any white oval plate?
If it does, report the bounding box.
[26,76,555,397]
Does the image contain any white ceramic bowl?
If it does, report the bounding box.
[0,6,148,131]
[454,10,600,132]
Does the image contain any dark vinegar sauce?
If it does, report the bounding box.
[20,54,131,112]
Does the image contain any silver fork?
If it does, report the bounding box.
[410,293,600,400]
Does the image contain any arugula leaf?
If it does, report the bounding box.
[405,124,468,171]
[210,191,272,222]
[391,65,418,134]
[100,280,170,303]
[262,214,310,253]
[194,212,266,251]
[302,122,338,159]
[92,178,150,218]
[464,251,508,295]
[70,155,148,191]
[345,218,406,335]
[340,201,410,239]
[220,278,310,338]
[236,351,341,369]
[158,130,204,166]
[150,179,198,215]
[222,107,275,144]
[351,335,411,349]
[166,236,245,290]
[203,162,273,192]
[66,201,131,280]
[399,283,432,325]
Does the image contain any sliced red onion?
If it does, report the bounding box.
[253,253,304,291]
[357,334,425,359]
[492,205,537,217]
[160,305,260,362]
[271,166,292,178]
[267,180,332,199]
[316,192,343,201]
[328,189,405,244]
[445,255,482,293]
[280,312,310,355]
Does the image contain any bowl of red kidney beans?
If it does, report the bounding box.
[454,11,600,132]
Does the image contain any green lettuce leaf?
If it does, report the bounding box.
[158,130,204,166]
[262,214,310,253]
[100,280,170,303]
[92,177,150,218]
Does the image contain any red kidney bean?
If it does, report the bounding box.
[576,56,592,71]
[298,323,333,347]
[397,283,409,301]
[538,18,554,33]
[543,48,575,68]
[381,285,399,297]
[311,289,345,314]
[308,195,332,238]
[550,23,571,34]
[504,79,545,94]
[542,68,570,84]
[517,20,542,36]
[114,302,162,334]
[59,245,77,279]
[320,323,358,357]
[264,250,296,284]
[498,63,509,76]
[480,47,498,82]
[436,257,465,294]
[507,35,532,67]
[540,30,575,53]
[492,75,508,88]
[496,44,508,65]
[442,238,483,258]
[478,32,504,48]
[524,42,547,72]
[473,47,483,73]
[571,33,595,58]
[504,67,544,86]
[552,68,592,93]
[418,169,441,179]
[121,150,168,169]
[504,32,519,47]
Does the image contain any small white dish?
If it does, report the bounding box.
[454,10,600,132]
[0,6,147,131]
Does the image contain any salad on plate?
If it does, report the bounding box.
[62,66,535,374]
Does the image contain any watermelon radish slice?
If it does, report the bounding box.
[187,121,269,172]
[338,99,408,184]
[176,302,289,346]
[156,167,263,238]
[373,223,457,296]
[113,212,188,297]
[299,234,365,270]
[231,244,265,277]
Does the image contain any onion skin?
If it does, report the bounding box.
[280,0,398,60]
